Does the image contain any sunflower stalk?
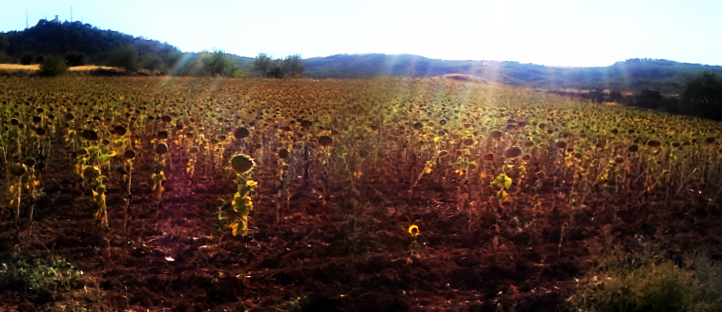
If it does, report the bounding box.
[213,198,228,244]
[82,165,108,229]
[123,150,136,232]
[12,175,23,225]
[25,164,41,233]
[152,142,169,218]
[228,154,256,237]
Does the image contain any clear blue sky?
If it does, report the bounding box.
[1,0,720,67]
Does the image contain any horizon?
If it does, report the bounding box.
[2,0,721,67]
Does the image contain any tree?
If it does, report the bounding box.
[141,53,166,73]
[201,50,236,76]
[282,54,304,78]
[107,45,139,72]
[65,51,88,67]
[253,53,274,78]
[0,33,7,53]
[268,66,284,78]
[20,52,35,65]
[635,89,663,109]
[162,51,182,70]
[39,55,68,76]
[681,72,722,120]
[253,53,305,78]
[0,33,9,63]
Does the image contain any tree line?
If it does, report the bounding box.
[546,72,722,121]
[252,53,304,78]
[632,72,722,121]
[98,47,304,78]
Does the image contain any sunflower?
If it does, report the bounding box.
[154,142,169,155]
[408,225,420,237]
[230,154,255,174]
[8,164,27,177]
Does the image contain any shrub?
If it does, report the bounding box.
[0,255,83,293]
[572,251,722,312]
[39,55,68,76]
[689,253,722,311]
[231,69,249,78]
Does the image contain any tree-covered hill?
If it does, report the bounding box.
[303,54,722,94]
[1,19,182,68]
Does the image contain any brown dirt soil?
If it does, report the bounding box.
[434,74,492,84]
[1,139,721,312]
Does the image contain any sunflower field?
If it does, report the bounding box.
[1,76,722,311]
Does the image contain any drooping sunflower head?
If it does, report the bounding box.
[233,127,250,139]
[9,164,27,177]
[82,166,101,180]
[230,154,255,174]
[318,135,333,147]
[154,142,169,155]
[504,146,522,158]
[124,149,136,160]
[113,126,127,136]
[23,158,36,168]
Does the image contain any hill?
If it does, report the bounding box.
[1,19,182,69]
[303,54,722,93]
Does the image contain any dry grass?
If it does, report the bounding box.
[0,64,120,72]
[68,65,119,71]
[0,64,39,71]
